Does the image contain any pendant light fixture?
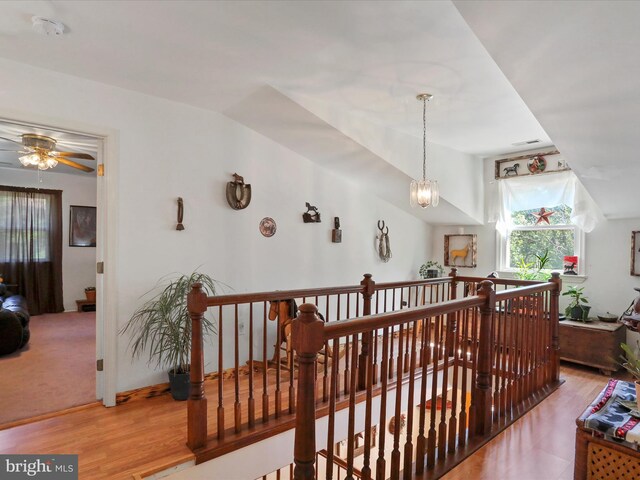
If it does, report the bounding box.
[410,93,439,208]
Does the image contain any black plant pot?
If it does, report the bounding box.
[570,305,591,321]
[168,368,190,401]
[426,269,439,279]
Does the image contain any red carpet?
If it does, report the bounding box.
[0,311,96,426]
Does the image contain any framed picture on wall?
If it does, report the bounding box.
[69,205,96,247]
[631,231,640,276]
[444,234,477,268]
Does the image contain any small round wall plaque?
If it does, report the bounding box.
[259,217,276,237]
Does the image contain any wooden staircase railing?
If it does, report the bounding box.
[291,273,562,480]
[186,273,454,453]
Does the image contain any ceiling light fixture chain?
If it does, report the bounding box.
[410,93,439,209]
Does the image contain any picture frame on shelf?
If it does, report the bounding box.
[631,231,640,276]
[444,234,477,268]
[69,205,96,247]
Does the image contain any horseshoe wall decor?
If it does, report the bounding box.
[226,173,252,210]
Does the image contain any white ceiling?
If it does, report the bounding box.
[0,1,637,217]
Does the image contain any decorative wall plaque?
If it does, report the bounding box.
[259,217,276,237]
[332,217,342,243]
[444,234,477,268]
[176,197,185,231]
[302,202,321,223]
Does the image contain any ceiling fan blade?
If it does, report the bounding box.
[54,151,96,160]
[0,136,24,146]
[0,149,25,152]
[55,157,95,173]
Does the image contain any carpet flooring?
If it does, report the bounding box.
[0,311,96,426]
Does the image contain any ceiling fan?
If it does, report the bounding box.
[0,134,95,172]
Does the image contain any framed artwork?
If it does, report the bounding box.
[631,231,640,276]
[444,234,477,268]
[494,150,569,179]
[69,205,96,247]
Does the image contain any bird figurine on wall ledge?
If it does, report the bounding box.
[533,207,554,225]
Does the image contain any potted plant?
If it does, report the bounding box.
[515,250,551,281]
[419,261,445,279]
[619,341,640,410]
[563,285,591,321]
[85,287,96,302]
[121,271,219,401]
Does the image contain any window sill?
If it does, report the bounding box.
[496,271,587,283]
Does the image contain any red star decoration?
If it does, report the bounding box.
[533,207,554,225]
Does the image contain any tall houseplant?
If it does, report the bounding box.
[121,271,219,400]
[515,250,551,281]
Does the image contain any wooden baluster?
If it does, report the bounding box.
[493,301,501,419]
[448,310,461,453]
[326,337,340,480]
[359,277,374,390]
[276,299,282,419]
[249,303,255,427]
[402,289,410,373]
[474,280,494,437]
[415,313,432,474]
[234,304,241,433]
[390,324,404,478]
[362,331,374,480]
[507,297,515,414]
[468,303,478,435]
[290,319,296,415]
[389,289,395,379]
[218,305,225,439]
[549,273,561,383]
[187,283,207,450]
[438,313,453,459]
[458,308,469,447]
[346,332,359,480]
[263,301,269,423]
[516,296,525,405]
[323,295,330,402]
[523,295,532,400]
[403,320,418,479]
[293,304,325,480]
[499,299,508,417]
[426,315,441,468]
[373,291,379,385]
[375,327,390,480]
[345,295,351,396]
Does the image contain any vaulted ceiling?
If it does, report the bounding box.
[0,1,637,219]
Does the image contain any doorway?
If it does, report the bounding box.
[0,117,109,425]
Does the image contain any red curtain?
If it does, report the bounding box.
[0,185,63,315]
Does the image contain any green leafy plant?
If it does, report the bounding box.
[515,250,551,281]
[121,271,220,375]
[619,341,640,380]
[562,285,590,320]
[419,261,445,279]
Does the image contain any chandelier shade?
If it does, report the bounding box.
[19,152,58,170]
[410,93,440,209]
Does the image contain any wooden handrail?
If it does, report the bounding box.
[494,282,555,301]
[456,275,543,287]
[372,277,451,290]
[323,296,484,340]
[205,285,363,307]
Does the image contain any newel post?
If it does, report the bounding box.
[187,282,207,450]
[293,304,325,480]
[449,267,458,300]
[358,273,375,390]
[474,280,495,436]
[549,272,562,384]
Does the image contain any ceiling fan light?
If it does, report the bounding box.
[19,153,40,166]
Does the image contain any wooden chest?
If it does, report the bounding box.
[558,319,625,375]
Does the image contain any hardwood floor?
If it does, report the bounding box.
[442,363,631,480]
[0,363,626,479]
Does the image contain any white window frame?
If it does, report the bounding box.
[497,221,585,276]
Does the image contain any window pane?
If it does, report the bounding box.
[508,228,575,269]
[511,204,572,226]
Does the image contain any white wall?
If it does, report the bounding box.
[0,166,97,312]
[0,58,432,392]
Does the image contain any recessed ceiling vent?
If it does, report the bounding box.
[512,139,541,146]
[32,16,65,36]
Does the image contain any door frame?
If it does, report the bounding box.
[0,110,119,407]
